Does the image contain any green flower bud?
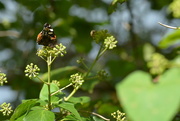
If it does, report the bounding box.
[25,63,40,79]
[0,72,7,86]
[147,53,169,75]
[104,36,118,49]
[0,102,13,116]
[111,110,126,121]
[69,73,84,89]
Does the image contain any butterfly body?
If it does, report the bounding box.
[37,23,57,47]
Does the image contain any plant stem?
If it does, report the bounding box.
[64,87,77,101]
[47,56,52,110]
[51,83,73,96]
[84,43,104,78]
[37,76,47,84]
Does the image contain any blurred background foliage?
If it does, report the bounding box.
[0,0,180,120]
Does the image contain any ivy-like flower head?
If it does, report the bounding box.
[0,102,13,116]
[52,80,60,87]
[69,73,84,89]
[0,72,7,86]
[97,70,108,81]
[111,110,126,121]
[53,43,67,57]
[147,53,169,75]
[24,63,40,79]
[37,43,67,58]
[104,36,118,49]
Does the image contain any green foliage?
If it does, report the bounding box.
[39,83,59,103]
[10,99,38,121]
[0,0,180,121]
[59,102,82,121]
[108,0,126,14]
[24,109,55,121]
[159,30,180,49]
[116,68,180,121]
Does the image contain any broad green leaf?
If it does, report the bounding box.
[39,83,59,103]
[15,114,25,121]
[62,114,79,121]
[24,109,55,121]
[58,102,82,121]
[10,99,38,121]
[68,96,90,104]
[159,30,180,49]
[116,68,180,121]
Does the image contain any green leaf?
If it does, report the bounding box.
[116,68,180,121]
[24,109,55,121]
[68,96,90,104]
[10,99,38,121]
[15,114,25,121]
[108,0,126,14]
[62,114,79,121]
[58,102,82,121]
[39,83,59,103]
[159,30,180,49]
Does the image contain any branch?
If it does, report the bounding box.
[158,22,180,29]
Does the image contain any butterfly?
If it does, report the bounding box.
[37,23,57,47]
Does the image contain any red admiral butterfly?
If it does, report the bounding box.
[37,23,57,47]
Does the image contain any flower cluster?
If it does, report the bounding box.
[111,110,126,121]
[169,0,180,18]
[97,70,108,81]
[104,36,118,49]
[52,80,60,87]
[37,43,66,58]
[69,73,84,89]
[0,72,7,86]
[25,63,40,79]
[53,43,67,57]
[147,53,169,75]
[0,102,13,116]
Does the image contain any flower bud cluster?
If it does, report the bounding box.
[25,63,40,79]
[97,70,108,80]
[37,43,66,58]
[147,53,169,75]
[111,110,126,121]
[104,36,118,49]
[0,102,13,116]
[0,72,7,86]
[69,73,84,89]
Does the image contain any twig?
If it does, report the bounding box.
[158,22,180,29]
[51,83,72,96]
[80,110,110,121]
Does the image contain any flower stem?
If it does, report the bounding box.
[85,43,105,78]
[47,56,52,110]
[51,83,73,96]
[64,87,77,101]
